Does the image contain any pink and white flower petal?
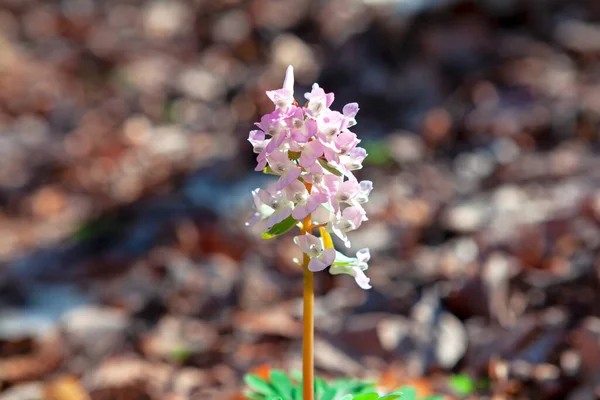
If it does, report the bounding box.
[352,267,371,289]
[282,65,294,92]
[275,166,302,191]
[354,181,373,204]
[266,66,295,109]
[322,248,336,266]
[289,109,317,143]
[342,103,359,129]
[311,204,334,225]
[299,140,324,168]
[304,83,331,116]
[356,248,371,263]
[308,258,329,272]
[254,152,267,171]
[293,234,311,254]
[333,131,360,155]
[340,147,367,173]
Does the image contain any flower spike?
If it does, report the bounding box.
[246,65,373,290]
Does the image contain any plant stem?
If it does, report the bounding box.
[301,214,314,400]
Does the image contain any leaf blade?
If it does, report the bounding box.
[244,374,278,396]
[269,370,294,399]
[318,158,343,176]
[261,216,299,239]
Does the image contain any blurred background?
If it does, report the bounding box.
[1,0,600,398]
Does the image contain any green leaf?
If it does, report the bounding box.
[318,158,343,176]
[288,151,301,160]
[261,216,298,239]
[290,370,303,383]
[341,395,354,400]
[388,386,417,400]
[293,386,303,400]
[377,394,403,400]
[269,370,293,399]
[244,374,278,396]
[352,393,379,400]
[315,376,329,397]
[347,382,376,396]
[243,390,265,400]
[421,397,444,400]
[319,386,338,400]
[449,374,475,396]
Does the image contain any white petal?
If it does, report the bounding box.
[356,248,370,263]
[352,267,371,289]
[283,65,294,92]
[293,234,310,254]
[321,248,336,265]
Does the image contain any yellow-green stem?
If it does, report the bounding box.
[301,214,314,400]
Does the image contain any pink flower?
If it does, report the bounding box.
[256,185,294,228]
[302,162,329,194]
[323,130,360,164]
[285,180,328,220]
[266,150,302,190]
[248,130,267,153]
[341,102,359,129]
[247,65,374,284]
[293,233,336,272]
[304,83,334,117]
[266,65,295,109]
[289,107,317,143]
[246,188,273,227]
[299,140,324,168]
[255,109,290,154]
[354,180,373,205]
[249,130,271,171]
[339,147,367,174]
[315,109,343,143]
[332,206,367,247]
[330,248,371,289]
[323,175,361,214]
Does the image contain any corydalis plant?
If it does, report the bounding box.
[246,65,373,289]
[246,65,373,400]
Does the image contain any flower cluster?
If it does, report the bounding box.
[246,66,373,289]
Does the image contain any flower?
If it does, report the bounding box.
[256,185,294,228]
[329,248,371,289]
[247,65,374,288]
[285,180,328,220]
[354,180,373,205]
[323,130,360,165]
[323,175,361,214]
[266,65,295,109]
[246,188,274,227]
[339,146,367,174]
[293,233,336,272]
[266,150,302,190]
[304,83,334,117]
[315,109,343,143]
[342,103,359,129]
[332,206,367,247]
[299,140,324,168]
[255,109,291,154]
[289,107,317,143]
